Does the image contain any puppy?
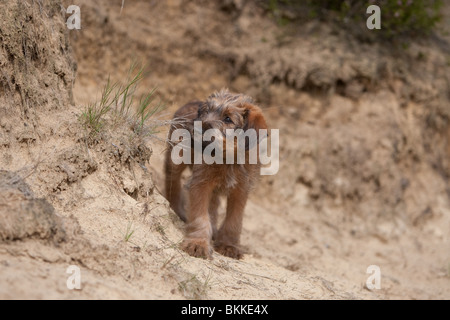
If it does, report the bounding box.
[165,89,267,259]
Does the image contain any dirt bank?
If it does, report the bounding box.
[0,0,449,299]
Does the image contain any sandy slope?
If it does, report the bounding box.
[0,0,449,300]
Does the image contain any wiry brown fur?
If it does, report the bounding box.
[165,89,268,259]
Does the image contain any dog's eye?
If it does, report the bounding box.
[224,116,233,124]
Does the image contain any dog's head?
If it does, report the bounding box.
[193,89,268,154]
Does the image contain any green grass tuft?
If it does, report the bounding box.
[80,62,164,139]
[124,221,135,242]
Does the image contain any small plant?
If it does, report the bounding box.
[153,219,166,236]
[124,221,135,242]
[79,62,164,138]
[132,87,165,135]
[80,76,118,134]
[178,271,213,300]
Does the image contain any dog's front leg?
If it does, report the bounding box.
[181,176,216,259]
[215,186,249,259]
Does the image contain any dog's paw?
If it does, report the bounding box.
[215,244,243,260]
[181,239,212,259]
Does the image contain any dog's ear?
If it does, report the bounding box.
[240,103,268,150]
[241,103,267,132]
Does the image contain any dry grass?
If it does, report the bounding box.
[80,62,165,140]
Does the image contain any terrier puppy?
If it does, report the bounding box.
[165,89,267,259]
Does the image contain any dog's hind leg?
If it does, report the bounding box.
[164,150,188,222]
